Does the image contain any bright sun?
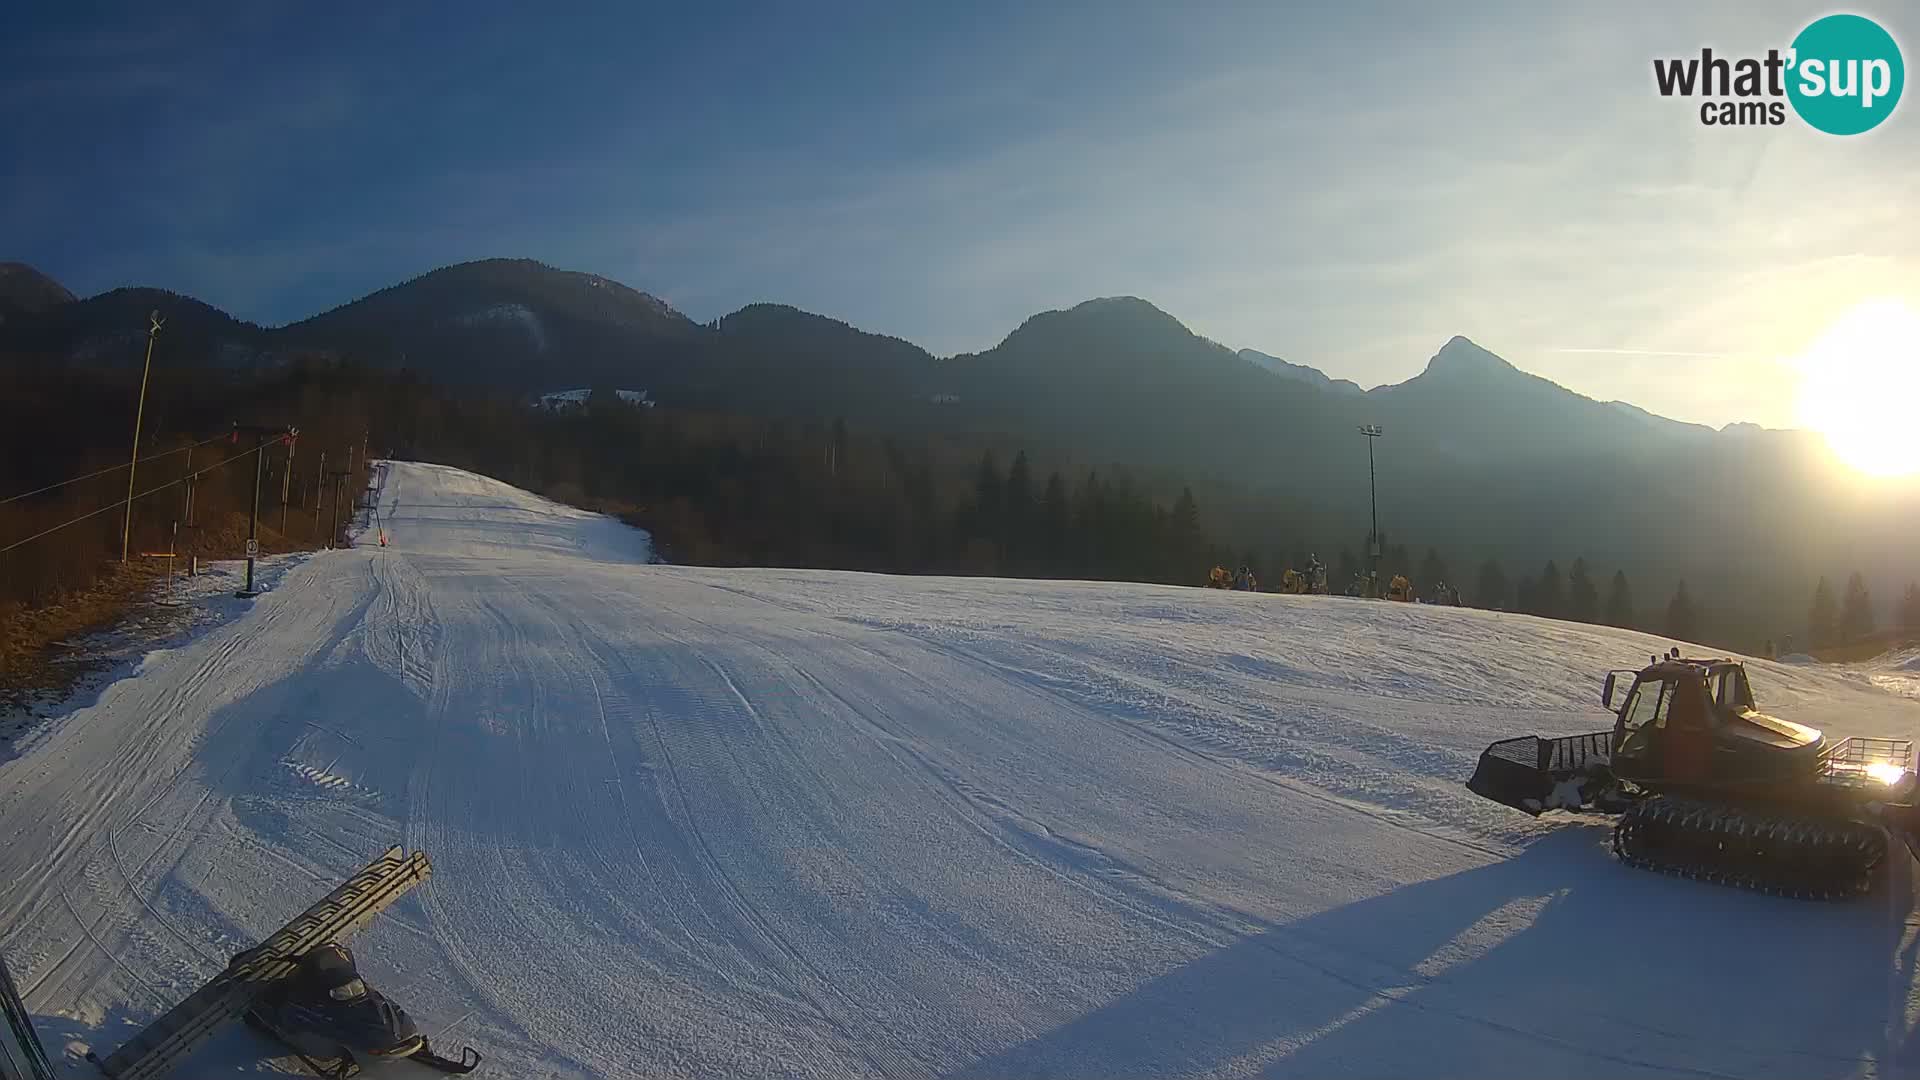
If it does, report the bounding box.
[1793,298,1920,478]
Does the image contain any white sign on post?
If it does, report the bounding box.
[245,538,259,557]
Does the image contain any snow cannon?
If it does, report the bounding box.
[1466,656,1920,899]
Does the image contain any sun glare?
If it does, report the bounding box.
[1793,298,1920,478]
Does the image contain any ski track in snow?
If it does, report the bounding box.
[5,461,1920,1078]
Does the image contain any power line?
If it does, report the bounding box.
[0,430,237,508]
[0,438,282,557]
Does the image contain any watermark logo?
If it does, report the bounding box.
[1789,14,1904,133]
[1653,13,1903,133]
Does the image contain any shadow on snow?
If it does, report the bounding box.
[953,827,1920,1079]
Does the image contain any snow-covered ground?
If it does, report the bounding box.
[2,554,309,767]
[5,461,1920,1078]
[452,303,548,350]
[532,388,654,410]
[1867,647,1920,702]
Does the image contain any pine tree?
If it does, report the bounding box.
[1536,560,1564,619]
[1074,470,1104,575]
[1476,559,1509,610]
[1336,547,1360,593]
[1604,569,1634,628]
[830,417,848,480]
[972,451,1002,520]
[1387,543,1412,582]
[1809,576,1838,648]
[1170,487,1199,541]
[1516,576,1537,615]
[963,451,1003,570]
[1169,487,1201,580]
[1040,472,1069,575]
[1564,558,1597,623]
[1841,571,1874,643]
[1003,450,1033,568]
[1420,548,1448,592]
[1902,583,1920,632]
[1667,581,1698,641]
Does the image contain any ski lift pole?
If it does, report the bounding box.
[181,445,194,527]
[233,425,296,597]
[244,444,264,596]
[313,450,327,540]
[280,434,295,535]
[323,468,353,549]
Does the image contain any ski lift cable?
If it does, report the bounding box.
[0,430,239,508]
[0,439,277,556]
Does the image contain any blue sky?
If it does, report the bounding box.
[4,1,1916,428]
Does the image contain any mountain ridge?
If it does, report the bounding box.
[0,257,1786,444]
[1,255,1912,660]
[0,262,75,318]
[1239,348,1363,396]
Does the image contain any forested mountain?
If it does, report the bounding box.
[705,303,938,421]
[280,259,705,391]
[933,296,1352,472]
[0,262,74,320]
[4,256,1916,650]
[1239,348,1363,395]
[0,285,260,369]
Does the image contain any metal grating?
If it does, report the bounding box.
[1819,736,1914,789]
[1543,730,1613,772]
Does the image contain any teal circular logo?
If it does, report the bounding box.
[1787,14,1904,134]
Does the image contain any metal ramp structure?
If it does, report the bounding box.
[89,847,431,1080]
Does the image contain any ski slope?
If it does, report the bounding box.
[5,461,1920,1079]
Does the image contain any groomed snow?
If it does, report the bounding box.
[1869,648,1920,701]
[4,461,1920,1078]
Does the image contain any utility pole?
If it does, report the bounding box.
[181,445,194,526]
[313,450,327,540]
[243,436,266,596]
[324,469,352,549]
[321,470,334,549]
[234,425,295,596]
[280,433,296,535]
[1360,424,1384,589]
[121,311,163,561]
[346,441,359,529]
[180,443,196,575]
